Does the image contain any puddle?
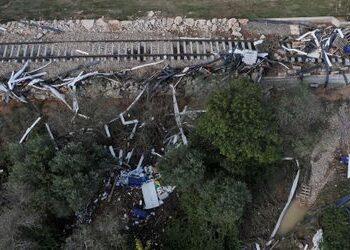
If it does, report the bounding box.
[277,199,308,235]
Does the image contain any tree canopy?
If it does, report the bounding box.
[8,136,111,218]
[197,77,280,176]
[321,206,350,250]
[159,145,250,250]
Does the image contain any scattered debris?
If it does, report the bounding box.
[142,180,161,209]
[75,49,89,55]
[339,154,350,178]
[19,117,42,144]
[336,194,350,207]
[170,84,188,145]
[311,229,323,250]
[45,123,59,150]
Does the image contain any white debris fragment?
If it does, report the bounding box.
[45,123,58,150]
[104,124,112,138]
[75,49,89,55]
[19,117,42,144]
[43,84,72,110]
[137,154,144,168]
[109,146,117,159]
[142,181,161,209]
[282,45,308,55]
[26,62,51,75]
[125,149,134,163]
[124,60,165,72]
[253,40,264,46]
[170,85,188,145]
[233,48,258,65]
[311,229,323,250]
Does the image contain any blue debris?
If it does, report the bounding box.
[344,44,350,54]
[132,207,149,220]
[128,176,149,186]
[339,155,349,165]
[336,194,350,207]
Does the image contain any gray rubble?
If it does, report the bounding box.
[0,16,247,39]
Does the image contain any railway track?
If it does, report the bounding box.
[0,38,257,63]
[0,38,349,65]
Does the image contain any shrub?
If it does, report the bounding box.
[197,77,280,176]
[159,146,250,250]
[320,206,350,250]
[8,135,111,218]
[157,145,206,192]
[163,216,241,250]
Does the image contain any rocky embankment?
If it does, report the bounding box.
[0,12,248,41]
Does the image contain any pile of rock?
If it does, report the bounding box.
[0,15,248,38]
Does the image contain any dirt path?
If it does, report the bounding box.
[308,129,339,205]
[308,108,349,205]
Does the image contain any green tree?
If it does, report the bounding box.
[163,216,241,250]
[158,145,206,192]
[320,206,350,250]
[197,77,280,176]
[180,177,250,227]
[8,135,111,218]
[159,146,250,250]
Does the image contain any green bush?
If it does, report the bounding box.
[8,135,111,218]
[320,206,350,250]
[157,145,206,192]
[197,77,280,176]
[163,216,241,250]
[159,146,250,250]
[180,176,250,227]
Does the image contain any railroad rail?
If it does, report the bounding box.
[0,38,349,65]
[0,38,257,63]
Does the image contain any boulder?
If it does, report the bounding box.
[120,20,133,29]
[184,18,195,27]
[195,19,206,29]
[147,11,155,18]
[96,18,109,31]
[108,20,120,31]
[227,18,238,28]
[238,18,249,25]
[174,16,183,25]
[81,19,94,30]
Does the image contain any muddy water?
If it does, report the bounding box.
[277,200,308,235]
